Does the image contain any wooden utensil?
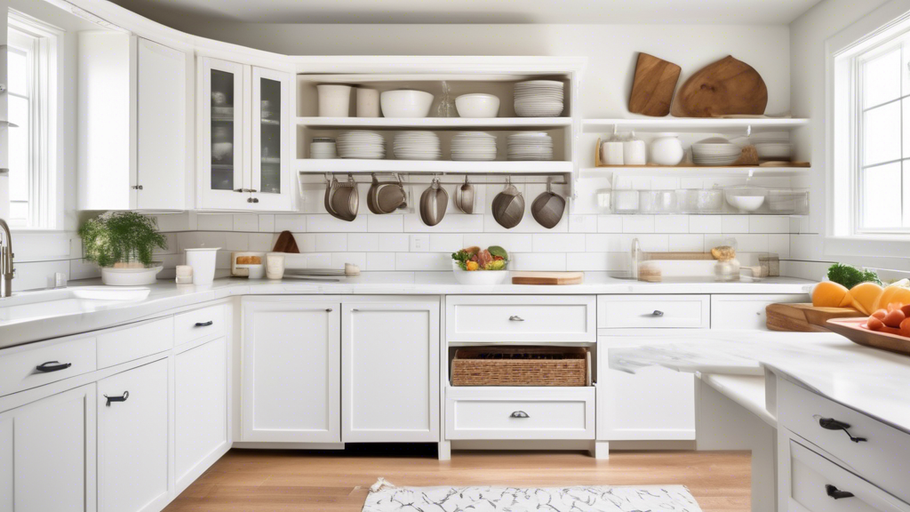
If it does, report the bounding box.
[628,52,682,117]
[271,231,300,253]
[765,303,863,332]
[671,55,768,118]
[826,317,910,356]
[512,271,584,285]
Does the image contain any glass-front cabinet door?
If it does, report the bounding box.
[199,57,247,210]
[250,67,293,211]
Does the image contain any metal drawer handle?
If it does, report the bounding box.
[36,361,72,373]
[509,315,524,322]
[104,391,129,407]
[825,485,855,500]
[194,321,214,327]
[818,417,867,443]
[326,308,333,312]
[651,310,664,317]
[510,411,529,419]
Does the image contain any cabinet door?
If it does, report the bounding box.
[0,384,96,512]
[249,66,294,211]
[711,294,809,330]
[241,299,340,443]
[342,299,439,442]
[136,38,187,210]
[97,359,169,512]
[175,337,228,492]
[198,57,248,210]
[597,338,695,441]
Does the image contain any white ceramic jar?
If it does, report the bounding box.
[650,133,684,166]
[317,84,352,117]
[622,133,647,166]
[356,88,380,117]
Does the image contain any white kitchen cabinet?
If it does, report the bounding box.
[78,34,190,211]
[446,295,596,343]
[711,294,809,330]
[342,298,440,442]
[198,57,295,211]
[97,359,169,512]
[174,336,229,492]
[0,383,96,512]
[241,298,340,442]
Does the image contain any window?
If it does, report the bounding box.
[6,12,61,230]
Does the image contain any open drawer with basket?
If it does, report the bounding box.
[451,346,591,387]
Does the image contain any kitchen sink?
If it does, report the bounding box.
[0,287,150,323]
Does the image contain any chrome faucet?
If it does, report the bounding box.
[0,218,13,298]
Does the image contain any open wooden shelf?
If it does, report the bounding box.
[297,159,573,175]
[296,116,572,129]
[583,117,810,133]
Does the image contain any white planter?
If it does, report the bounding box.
[452,261,510,286]
[101,266,163,286]
[185,247,220,285]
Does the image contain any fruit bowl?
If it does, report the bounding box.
[452,261,510,286]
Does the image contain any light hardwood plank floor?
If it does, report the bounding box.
[165,447,750,512]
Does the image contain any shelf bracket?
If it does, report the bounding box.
[746,124,752,137]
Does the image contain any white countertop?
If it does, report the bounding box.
[609,332,910,436]
[0,272,812,349]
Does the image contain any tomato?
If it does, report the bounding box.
[871,309,888,320]
[900,304,910,317]
[883,309,906,328]
[867,317,885,331]
[900,317,910,337]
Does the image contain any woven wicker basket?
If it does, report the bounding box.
[451,347,588,386]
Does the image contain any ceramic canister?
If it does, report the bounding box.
[356,88,381,117]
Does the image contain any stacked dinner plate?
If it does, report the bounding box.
[751,132,793,161]
[336,130,385,159]
[310,137,337,159]
[451,132,497,161]
[393,131,442,160]
[691,137,741,166]
[514,80,564,117]
[507,132,553,161]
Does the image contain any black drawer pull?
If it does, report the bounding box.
[819,417,867,443]
[104,391,129,407]
[825,485,855,500]
[36,361,72,373]
[194,321,214,327]
[651,310,664,317]
[510,411,530,419]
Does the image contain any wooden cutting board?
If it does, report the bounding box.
[826,318,910,356]
[512,271,584,285]
[272,231,300,253]
[628,53,681,117]
[766,303,864,332]
[671,55,768,118]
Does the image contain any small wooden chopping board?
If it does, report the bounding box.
[628,52,682,117]
[765,303,864,332]
[512,271,584,285]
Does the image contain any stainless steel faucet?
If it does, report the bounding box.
[0,218,13,298]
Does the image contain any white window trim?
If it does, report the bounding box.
[7,10,64,231]
[826,0,910,258]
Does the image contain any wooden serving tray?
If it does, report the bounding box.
[766,303,863,332]
[512,271,584,285]
[826,318,910,356]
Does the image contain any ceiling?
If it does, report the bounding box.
[110,0,823,25]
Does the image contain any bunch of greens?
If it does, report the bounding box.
[827,263,881,289]
[78,212,168,268]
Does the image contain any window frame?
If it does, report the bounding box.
[6,10,63,231]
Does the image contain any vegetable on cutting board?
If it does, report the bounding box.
[811,281,854,308]
[826,262,881,289]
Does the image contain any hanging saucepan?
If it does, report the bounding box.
[492,181,525,229]
[376,175,408,214]
[419,178,448,226]
[455,176,475,214]
[329,175,359,222]
[324,177,339,216]
[367,175,383,214]
[531,181,566,229]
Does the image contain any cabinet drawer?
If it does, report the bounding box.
[446,387,595,440]
[97,317,174,369]
[779,378,910,504]
[598,295,709,329]
[788,441,910,512]
[446,296,595,342]
[0,336,96,397]
[175,304,225,346]
[711,294,808,330]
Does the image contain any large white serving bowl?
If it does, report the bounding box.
[101,265,163,286]
[455,93,501,118]
[380,90,434,118]
[452,260,510,285]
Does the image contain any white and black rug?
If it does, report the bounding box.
[362,479,703,511]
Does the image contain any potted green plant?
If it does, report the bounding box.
[78,212,168,286]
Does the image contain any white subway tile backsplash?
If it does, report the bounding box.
[305,253,333,268]
[462,233,533,253]
[379,233,409,252]
[396,252,450,271]
[597,215,623,233]
[622,215,655,233]
[177,232,226,251]
[233,214,259,232]
[533,234,585,253]
[689,215,722,233]
[249,233,277,252]
[154,233,178,255]
[586,234,622,252]
[620,234,668,252]
[728,234,769,253]
[275,214,307,232]
[294,233,317,252]
[153,212,192,232]
[668,234,705,252]
[258,215,275,233]
[347,234,379,252]
[568,215,598,233]
[69,258,101,281]
[195,214,233,232]
[722,215,750,233]
[308,214,368,232]
[224,233,249,251]
[405,213,484,232]
[430,234,464,253]
[410,234,431,252]
[13,261,70,292]
[567,252,628,271]
[332,252,366,269]
[749,215,789,233]
[368,214,404,232]
[315,233,348,252]
[654,215,689,234]
[366,252,397,271]
[768,234,790,258]
[510,253,567,271]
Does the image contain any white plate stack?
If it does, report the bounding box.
[310,137,337,159]
[393,131,442,160]
[507,132,553,161]
[451,132,498,161]
[691,137,741,166]
[751,132,793,161]
[514,80,565,117]
[336,130,385,159]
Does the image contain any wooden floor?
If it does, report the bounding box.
[165,446,750,511]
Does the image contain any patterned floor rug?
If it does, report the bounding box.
[362,479,703,511]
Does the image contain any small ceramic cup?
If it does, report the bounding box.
[266,253,285,280]
[356,88,381,117]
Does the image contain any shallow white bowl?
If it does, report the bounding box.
[101,265,163,286]
[725,194,766,212]
[380,90,434,118]
[452,261,509,285]
[455,94,500,118]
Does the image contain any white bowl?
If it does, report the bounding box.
[724,187,767,212]
[452,261,509,285]
[101,265,163,286]
[380,90,434,118]
[455,94,500,118]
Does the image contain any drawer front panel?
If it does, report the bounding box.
[779,379,910,504]
[598,295,709,329]
[788,441,910,512]
[0,337,97,397]
[711,294,808,330]
[175,304,225,346]
[446,387,595,440]
[97,317,174,369]
[446,296,595,342]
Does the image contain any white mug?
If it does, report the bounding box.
[356,88,381,117]
[623,139,647,166]
[266,253,285,280]
[601,141,624,166]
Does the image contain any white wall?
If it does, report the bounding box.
[0,0,8,221]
